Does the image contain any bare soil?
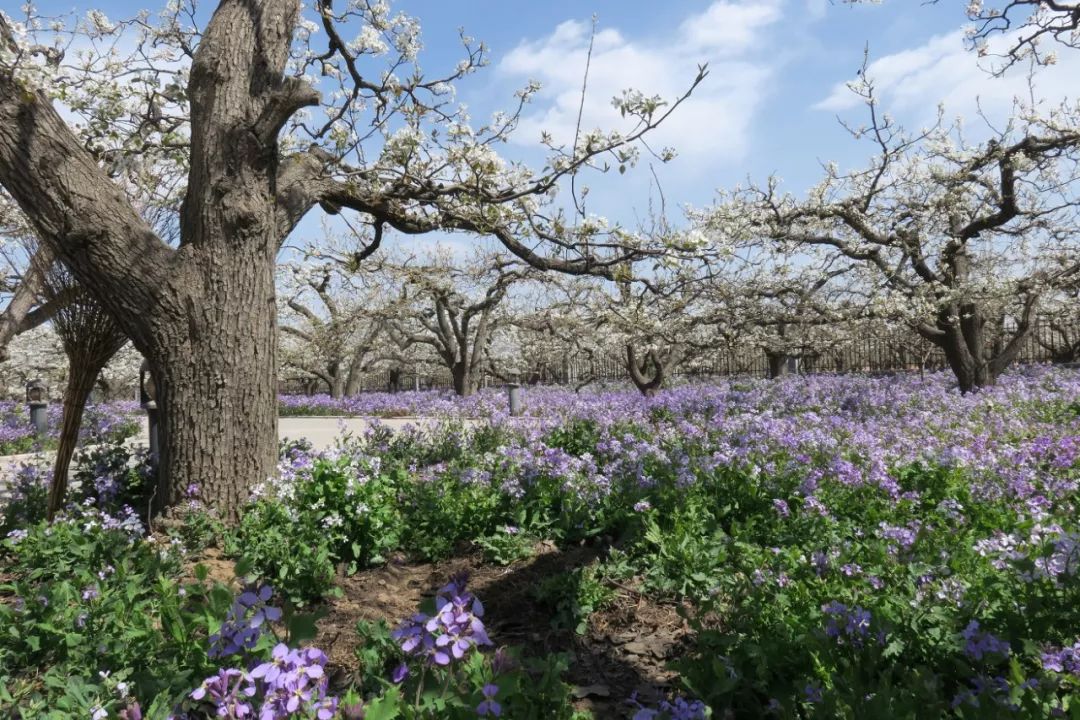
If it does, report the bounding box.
[183,541,694,718]
[314,542,693,719]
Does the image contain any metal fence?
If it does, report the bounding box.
[279,316,1080,394]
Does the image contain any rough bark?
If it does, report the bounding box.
[0,0,315,519]
[918,298,1036,393]
[150,247,279,515]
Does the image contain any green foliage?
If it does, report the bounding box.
[226,499,338,606]
[70,440,156,517]
[0,510,226,717]
[295,457,405,570]
[360,644,586,719]
[474,525,535,565]
[544,419,600,456]
[534,563,616,635]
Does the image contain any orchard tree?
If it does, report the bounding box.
[0,2,703,515]
[703,75,1080,392]
[387,250,536,397]
[609,275,711,396]
[278,260,385,398]
[513,282,618,390]
[725,265,864,378]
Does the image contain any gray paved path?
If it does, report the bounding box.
[1,415,475,472]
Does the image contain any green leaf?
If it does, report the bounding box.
[363,687,402,720]
[286,613,321,645]
[234,556,254,578]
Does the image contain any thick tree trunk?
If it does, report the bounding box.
[926,301,1032,394]
[344,352,369,396]
[939,335,997,394]
[626,345,665,397]
[0,0,312,521]
[451,362,476,397]
[150,248,279,519]
[329,366,345,399]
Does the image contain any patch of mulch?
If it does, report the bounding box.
[183,546,237,587]
[313,542,694,719]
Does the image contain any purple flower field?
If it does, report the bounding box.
[0,400,142,455]
[4,365,1080,718]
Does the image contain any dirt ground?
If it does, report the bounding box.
[192,543,694,719]
[323,544,693,718]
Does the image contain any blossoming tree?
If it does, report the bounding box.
[278,258,388,398]
[0,1,702,515]
[385,249,539,397]
[702,73,1080,392]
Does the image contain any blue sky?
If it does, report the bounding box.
[405,0,1075,213]
[29,0,1080,247]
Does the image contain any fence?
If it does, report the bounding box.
[279,316,1080,395]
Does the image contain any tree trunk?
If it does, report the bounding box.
[932,312,999,394]
[344,351,369,396]
[0,0,312,521]
[386,367,402,394]
[150,249,279,520]
[451,362,475,397]
[940,341,990,394]
[626,345,664,397]
[47,361,102,520]
[766,351,791,379]
[329,366,345,399]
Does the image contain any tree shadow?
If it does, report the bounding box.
[464,541,685,719]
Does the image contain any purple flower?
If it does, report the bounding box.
[118,702,143,720]
[392,574,492,666]
[190,668,256,718]
[628,692,707,720]
[391,662,409,684]
[209,585,280,659]
[477,683,502,717]
[962,620,1011,661]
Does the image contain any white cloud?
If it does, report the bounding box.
[815,29,1080,129]
[496,0,784,171]
[678,1,783,54]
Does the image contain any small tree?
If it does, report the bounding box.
[40,253,127,519]
[278,261,384,397]
[388,251,534,397]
